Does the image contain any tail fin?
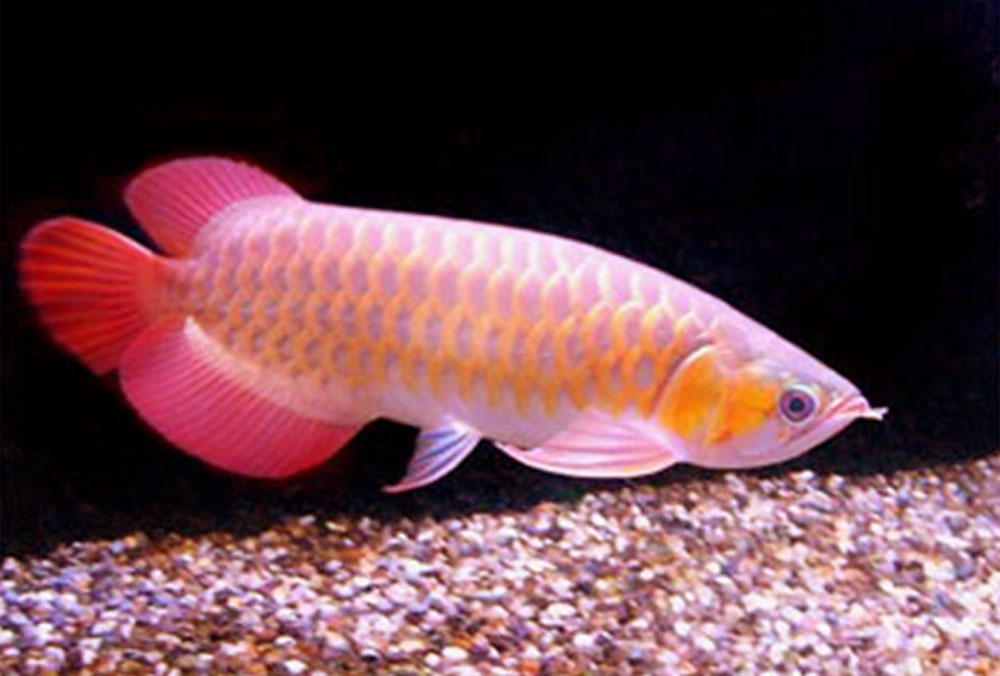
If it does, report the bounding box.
[19,218,161,375]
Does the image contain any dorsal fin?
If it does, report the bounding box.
[124,157,300,256]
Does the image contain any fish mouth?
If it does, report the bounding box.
[830,393,888,421]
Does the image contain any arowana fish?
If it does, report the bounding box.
[19,157,886,492]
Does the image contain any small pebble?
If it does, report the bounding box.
[442,646,468,663]
[284,658,307,675]
[446,666,481,676]
[359,647,381,662]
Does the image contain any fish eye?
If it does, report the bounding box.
[779,385,817,423]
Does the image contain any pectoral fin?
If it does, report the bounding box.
[494,410,681,479]
[383,422,482,493]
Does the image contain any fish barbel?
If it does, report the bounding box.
[19,158,886,491]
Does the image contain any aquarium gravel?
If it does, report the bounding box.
[2,453,998,675]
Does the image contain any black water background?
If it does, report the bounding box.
[2,3,996,556]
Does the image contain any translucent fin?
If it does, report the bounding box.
[124,156,300,255]
[120,316,362,478]
[494,410,680,479]
[383,422,482,493]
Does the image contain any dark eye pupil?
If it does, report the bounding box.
[780,387,816,422]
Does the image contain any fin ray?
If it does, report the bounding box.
[383,422,482,493]
[19,218,159,374]
[495,410,680,479]
[124,157,299,255]
[120,316,361,478]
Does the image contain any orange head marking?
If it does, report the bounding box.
[705,368,780,445]
[654,341,886,470]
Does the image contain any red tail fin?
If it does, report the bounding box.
[19,218,160,375]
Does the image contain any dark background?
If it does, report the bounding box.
[3,3,996,556]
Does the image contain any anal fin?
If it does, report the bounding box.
[494,409,681,479]
[383,422,482,493]
[120,316,362,478]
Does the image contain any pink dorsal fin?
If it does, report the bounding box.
[124,157,300,255]
[120,316,361,478]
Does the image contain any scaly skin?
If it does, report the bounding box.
[166,197,718,446]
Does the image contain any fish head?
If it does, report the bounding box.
[660,316,886,470]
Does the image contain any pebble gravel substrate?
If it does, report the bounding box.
[2,452,998,675]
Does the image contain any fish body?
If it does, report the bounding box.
[19,158,885,491]
[167,198,743,448]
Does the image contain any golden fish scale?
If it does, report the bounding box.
[178,208,710,420]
